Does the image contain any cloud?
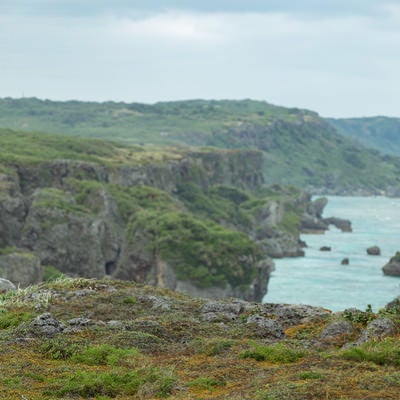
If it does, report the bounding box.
[1,0,398,18]
[1,2,400,116]
[114,12,224,43]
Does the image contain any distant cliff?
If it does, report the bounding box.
[1,98,400,195]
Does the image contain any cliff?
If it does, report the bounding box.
[1,98,400,195]
[0,130,330,301]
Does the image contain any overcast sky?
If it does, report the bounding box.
[1,0,399,117]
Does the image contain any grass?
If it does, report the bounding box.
[241,342,306,363]
[340,338,400,366]
[1,277,400,399]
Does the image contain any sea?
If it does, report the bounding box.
[263,196,400,312]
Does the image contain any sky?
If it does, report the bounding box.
[1,0,400,118]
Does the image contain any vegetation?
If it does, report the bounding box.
[1,98,400,191]
[126,210,260,288]
[0,277,400,399]
[328,116,400,156]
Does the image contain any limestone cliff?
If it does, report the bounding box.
[0,145,324,302]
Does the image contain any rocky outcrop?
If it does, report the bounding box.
[21,189,112,278]
[382,252,400,277]
[0,251,42,287]
[323,217,352,232]
[356,318,396,345]
[0,150,332,302]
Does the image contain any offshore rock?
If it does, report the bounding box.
[382,252,400,277]
[324,217,352,232]
[366,246,381,256]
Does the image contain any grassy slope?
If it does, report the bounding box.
[1,277,400,400]
[2,98,400,190]
[327,116,400,156]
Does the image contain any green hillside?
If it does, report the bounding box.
[1,97,400,193]
[327,116,400,156]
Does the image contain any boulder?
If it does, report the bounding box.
[357,318,396,344]
[319,320,354,342]
[341,258,350,265]
[366,246,381,256]
[0,277,16,293]
[246,314,285,338]
[0,252,42,287]
[382,252,400,277]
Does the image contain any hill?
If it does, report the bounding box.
[327,116,400,156]
[1,276,400,399]
[1,97,400,194]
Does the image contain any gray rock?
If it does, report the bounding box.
[320,246,331,251]
[309,197,328,219]
[382,252,400,277]
[21,188,115,278]
[138,295,171,311]
[246,314,285,338]
[0,277,16,293]
[0,252,42,287]
[324,217,352,232]
[341,258,350,265]
[367,246,381,256]
[201,300,244,322]
[300,214,328,233]
[261,303,331,328]
[30,313,65,337]
[319,320,353,341]
[357,318,396,344]
[385,296,400,312]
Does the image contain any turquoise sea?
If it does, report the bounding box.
[264,196,400,312]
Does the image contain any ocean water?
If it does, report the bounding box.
[263,196,400,312]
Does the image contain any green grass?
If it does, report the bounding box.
[241,342,306,363]
[340,338,400,366]
[46,368,176,398]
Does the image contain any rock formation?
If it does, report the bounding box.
[0,277,16,293]
[367,246,381,256]
[382,252,400,277]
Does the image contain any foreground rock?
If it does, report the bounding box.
[382,252,400,276]
[0,277,16,293]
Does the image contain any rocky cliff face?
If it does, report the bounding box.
[0,149,326,302]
